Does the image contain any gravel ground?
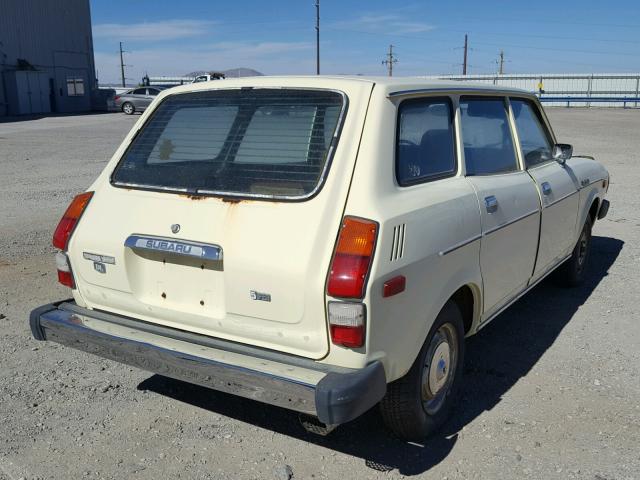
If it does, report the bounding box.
[0,109,639,480]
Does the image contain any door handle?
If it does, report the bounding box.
[484,195,498,213]
[541,182,552,196]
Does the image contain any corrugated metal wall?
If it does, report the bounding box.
[0,0,96,116]
[429,74,640,107]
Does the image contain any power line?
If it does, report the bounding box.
[382,44,398,76]
[325,27,640,58]
[321,14,640,30]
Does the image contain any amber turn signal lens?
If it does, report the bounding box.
[327,217,378,299]
[334,217,377,257]
[52,191,93,251]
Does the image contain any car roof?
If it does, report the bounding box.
[162,75,531,97]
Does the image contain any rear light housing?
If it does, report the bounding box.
[55,252,74,288]
[53,191,93,250]
[328,302,365,348]
[327,216,378,299]
[114,95,120,101]
[52,191,93,288]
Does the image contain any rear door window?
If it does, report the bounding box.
[460,97,518,175]
[132,88,146,95]
[111,89,345,198]
[396,97,456,185]
[510,98,554,167]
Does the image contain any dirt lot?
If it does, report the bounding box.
[0,109,638,480]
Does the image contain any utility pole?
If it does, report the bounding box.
[382,44,397,77]
[119,42,126,87]
[498,50,505,75]
[463,34,468,75]
[315,0,320,75]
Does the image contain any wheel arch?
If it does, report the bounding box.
[577,187,601,235]
[588,197,600,224]
[393,280,482,381]
[451,283,482,336]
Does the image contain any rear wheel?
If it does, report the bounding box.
[554,215,592,287]
[380,301,465,441]
[122,102,135,115]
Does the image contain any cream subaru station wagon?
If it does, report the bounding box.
[30,76,610,441]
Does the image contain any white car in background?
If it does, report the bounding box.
[30,76,609,440]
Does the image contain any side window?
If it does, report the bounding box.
[148,88,160,96]
[396,97,456,185]
[460,97,518,175]
[511,98,553,167]
[132,88,146,95]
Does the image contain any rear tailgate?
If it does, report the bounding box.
[67,82,373,359]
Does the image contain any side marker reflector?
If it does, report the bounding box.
[383,275,406,298]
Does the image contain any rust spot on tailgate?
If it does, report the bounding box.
[221,197,243,204]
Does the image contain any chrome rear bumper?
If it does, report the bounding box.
[30,301,386,425]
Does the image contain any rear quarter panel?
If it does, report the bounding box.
[324,88,483,381]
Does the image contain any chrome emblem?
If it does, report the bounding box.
[250,290,271,302]
[83,252,116,264]
[171,224,181,234]
[124,235,223,261]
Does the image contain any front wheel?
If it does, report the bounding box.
[554,215,592,287]
[122,102,135,115]
[380,301,465,441]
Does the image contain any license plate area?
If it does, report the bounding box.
[124,235,225,318]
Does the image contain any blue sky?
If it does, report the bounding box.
[90,0,640,84]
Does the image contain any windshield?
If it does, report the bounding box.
[111,88,345,199]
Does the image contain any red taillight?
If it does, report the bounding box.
[114,95,120,101]
[57,270,74,288]
[327,217,378,298]
[330,324,364,348]
[52,192,93,250]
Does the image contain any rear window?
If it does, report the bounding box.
[396,97,456,185]
[111,89,345,199]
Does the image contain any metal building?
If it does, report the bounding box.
[0,0,96,117]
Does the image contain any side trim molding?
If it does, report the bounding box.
[483,209,540,236]
[544,189,578,209]
[438,234,482,257]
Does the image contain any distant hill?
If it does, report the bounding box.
[186,68,264,78]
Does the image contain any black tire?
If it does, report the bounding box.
[554,215,592,287]
[122,102,135,115]
[380,301,465,441]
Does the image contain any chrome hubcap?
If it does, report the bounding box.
[421,323,458,415]
[428,342,451,395]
